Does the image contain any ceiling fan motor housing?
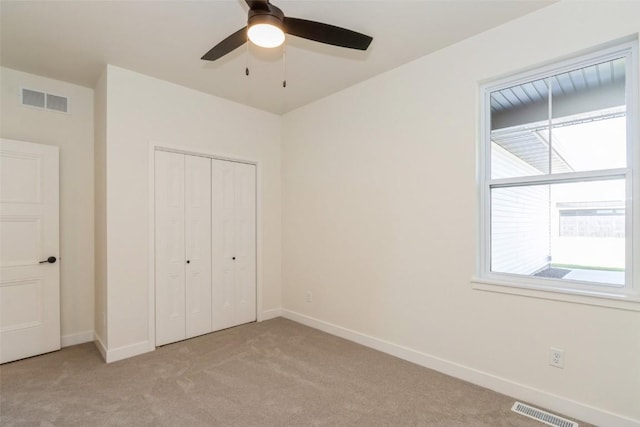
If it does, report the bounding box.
[248,8,284,29]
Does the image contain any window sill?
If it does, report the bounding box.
[471,277,640,312]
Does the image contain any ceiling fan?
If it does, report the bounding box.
[201,0,373,62]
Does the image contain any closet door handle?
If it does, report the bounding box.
[186,260,191,264]
[39,256,57,264]
[232,257,236,260]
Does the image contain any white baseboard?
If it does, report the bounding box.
[93,332,107,361]
[281,309,639,427]
[61,330,94,347]
[93,332,154,364]
[260,308,282,321]
[103,340,153,363]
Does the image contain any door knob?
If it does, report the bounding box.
[39,256,57,264]
[232,257,236,260]
[186,260,191,264]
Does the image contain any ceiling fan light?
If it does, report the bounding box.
[248,23,285,48]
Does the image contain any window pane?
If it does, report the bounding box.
[491,179,625,285]
[490,78,550,179]
[550,58,627,173]
[490,57,628,179]
[491,184,550,275]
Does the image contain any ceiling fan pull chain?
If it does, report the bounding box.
[245,40,250,76]
[282,42,287,88]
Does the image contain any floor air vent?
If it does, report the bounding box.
[511,402,578,427]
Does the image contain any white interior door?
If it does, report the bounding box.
[0,138,60,364]
[184,155,212,338]
[211,159,256,331]
[234,162,256,325]
[211,159,236,330]
[155,151,186,346]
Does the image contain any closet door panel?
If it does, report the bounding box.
[155,151,186,346]
[211,159,236,331]
[235,162,256,325]
[185,155,212,339]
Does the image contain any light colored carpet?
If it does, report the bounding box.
[0,318,588,426]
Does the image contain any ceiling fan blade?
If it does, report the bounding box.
[201,27,247,61]
[283,17,372,50]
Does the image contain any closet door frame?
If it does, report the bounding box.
[148,142,261,350]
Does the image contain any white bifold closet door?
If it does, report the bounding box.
[155,151,212,346]
[211,159,256,331]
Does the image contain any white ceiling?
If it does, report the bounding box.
[1,0,555,114]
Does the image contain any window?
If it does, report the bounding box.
[478,41,638,299]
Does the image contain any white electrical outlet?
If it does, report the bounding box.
[549,347,564,368]
[305,291,313,303]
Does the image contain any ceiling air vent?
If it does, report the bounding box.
[21,88,68,113]
[511,402,578,427]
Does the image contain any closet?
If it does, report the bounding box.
[155,151,256,346]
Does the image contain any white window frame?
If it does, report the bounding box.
[476,40,640,304]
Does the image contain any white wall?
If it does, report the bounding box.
[0,67,95,346]
[98,66,282,358]
[282,2,640,425]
